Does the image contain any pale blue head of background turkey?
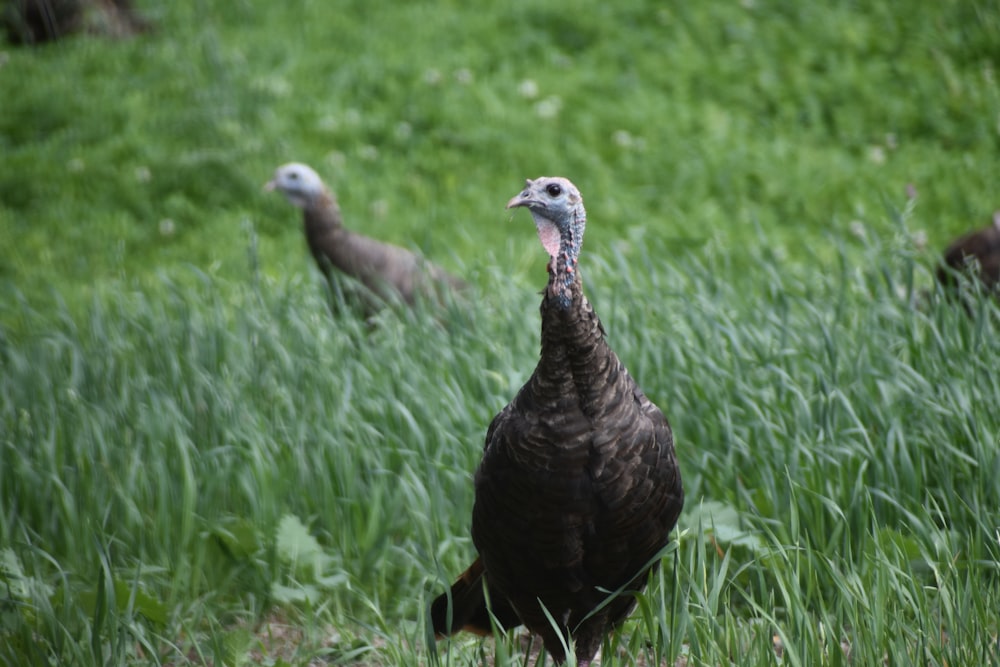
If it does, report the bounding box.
[265,162,327,209]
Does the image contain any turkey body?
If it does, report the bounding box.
[3,0,149,44]
[936,213,1000,296]
[432,177,683,665]
[265,163,466,310]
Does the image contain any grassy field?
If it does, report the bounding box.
[2,1,1000,665]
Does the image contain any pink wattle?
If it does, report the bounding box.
[535,218,561,264]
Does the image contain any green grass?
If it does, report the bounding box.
[2,0,1000,665]
[3,228,999,665]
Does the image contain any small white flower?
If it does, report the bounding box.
[423,68,442,86]
[454,68,473,85]
[159,219,176,236]
[849,220,866,239]
[343,108,362,126]
[534,96,562,119]
[318,114,339,131]
[613,130,634,148]
[551,53,572,68]
[518,79,539,99]
[325,151,346,170]
[269,77,291,97]
[358,145,379,161]
[868,145,886,165]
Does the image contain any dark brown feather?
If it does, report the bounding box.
[430,556,521,637]
[936,214,1000,295]
[469,279,683,664]
[433,178,683,665]
[266,163,466,312]
[3,0,150,44]
[302,190,466,307]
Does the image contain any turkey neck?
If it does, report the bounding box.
[530,197,614,406]
[531,274,619,415]
[303,191,357,273]
[304,191,345,239]
[542,206,585,310]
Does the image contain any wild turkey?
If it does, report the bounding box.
[432,177,684,665]
[936,211,1000,297]
[3,0,150,44]
[265,162,466,309]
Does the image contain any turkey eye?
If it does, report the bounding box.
[289,172,299,180]
[546,183,562,197]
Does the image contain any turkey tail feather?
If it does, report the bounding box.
[431,557,519,637]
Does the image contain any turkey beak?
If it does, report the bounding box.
[506,191,535,210]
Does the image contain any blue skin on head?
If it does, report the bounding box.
[507,177,587,310]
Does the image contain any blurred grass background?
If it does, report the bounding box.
[1,0,998,317]
[1,1,999,665]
